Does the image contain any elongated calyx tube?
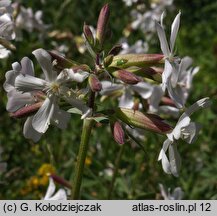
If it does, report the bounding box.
[83,23,94,45]
[113,121,125,145]
[112,69,141,84]
[115,108,172,134]
[10,102,43,118]
[109,54,164,69]
[96,4,110,49]
[88,74,102,92]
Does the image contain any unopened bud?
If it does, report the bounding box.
[108,44,122,55]
[48,51,78,70]
[10,102,43,118]
[96,4,110,48]
[71,64,91,73]
[113,121,125,144]
[161,96,176,107]
[83,23,94,45]
[88,74,102,92]
[115,108,172,134]
[110,54,164,69]
[129,67,162,82]
[103,54,113,67]
[49,173,72,189]
[113,69,141,84]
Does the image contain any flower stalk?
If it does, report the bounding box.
[71,118,94,199]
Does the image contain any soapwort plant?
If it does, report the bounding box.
[2,3,211,199]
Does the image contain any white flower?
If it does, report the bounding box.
[13,4,47,40]
[158,98,211,176]
[155,12,181,93]
[159,183,184,200]
[100,80,153,109]
[122,0,138,7]
[43,177,67,200]
[149,85,180,118]
[167,56,199,108]
[119,39,149,54]
[4,49,89,141]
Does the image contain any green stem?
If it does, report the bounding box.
[71,118,94,199]
[107,144,125,199]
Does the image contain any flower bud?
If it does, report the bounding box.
[10,102,43,118]
[115,108,172,134]
[49,174,72,189]
[113,69,141,84]
[71,64,91,73]
[88,74,102,92]
[113,121,125,145]
[48,51,78,70]
[109,54,164,69]
[161,96,176,107]
[96,4,110,49]
[83,23,94,45]
[103,54,113,67]
[129,67,162,82]
[108,44,122,55]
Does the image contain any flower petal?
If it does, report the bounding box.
[162,60,173,91]
[32,97,55,133]
[23,117,42,142]
[169,143,181,177]
[119,88,134,108]
[167,80,185,109]
[32,48,55,82]
[155,20,170,56]
[51,107,71,129]
[149,86,164,112]
[6,90,33,112]
[172,116,191,140]
[181,122,202,144]
[170,12,181,53]
[20,57,35,76]
[131,82,153,99]
[48,189,67,200]
[44,177,56,200]
[15,74,47,92]
[66,69,89,83]
[3,70,16,92]
[100,81,122,95]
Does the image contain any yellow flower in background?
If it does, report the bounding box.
[37,163,56,176]
[85,156,92,166]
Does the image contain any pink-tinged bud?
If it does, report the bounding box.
[108,44,122,55]
[10,102,43,118]
[115,108,172,134]
[96,4,110,48]
[83,23,94,45]
[161,96,176,107]
[129,67,162,82]
[113,69,141,84]
[49,174,72,189]
[71,64,91,73]
[103,54,113,67]
[88,74,102,92]
[113,121,125,145]
[109,54,164,69]
[48,51,78,70]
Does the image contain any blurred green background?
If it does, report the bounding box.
[0,0,216,199]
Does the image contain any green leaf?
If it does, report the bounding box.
[91,116,109,123]
[67,108,82,115]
